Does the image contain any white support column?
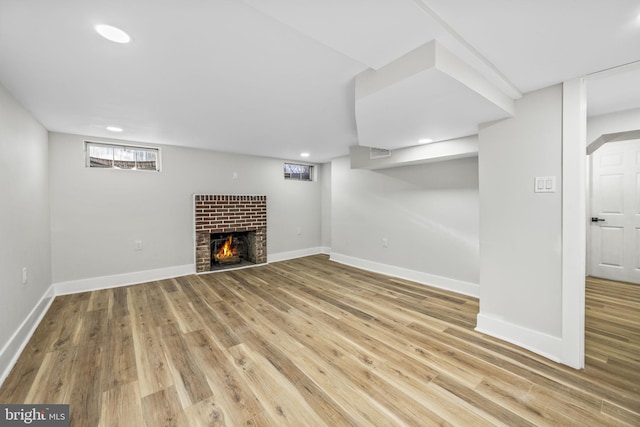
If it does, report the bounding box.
[561,78,587,369]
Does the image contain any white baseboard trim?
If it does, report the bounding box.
[268,247,325,263]
[476,313,562,363]
[54,264,196,295]
[0,285,55,388]
[329,252,479,298]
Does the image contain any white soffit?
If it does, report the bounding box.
[355,41,514,150]
[350,135,479,170]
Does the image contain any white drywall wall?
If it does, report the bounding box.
[0,83,51,375]
[331,155,479,286]
[49,132,323,283]
[478,84,563,343]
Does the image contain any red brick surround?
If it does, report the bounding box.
[194,195,267,272]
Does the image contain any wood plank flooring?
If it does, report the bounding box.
[1,255,638,426]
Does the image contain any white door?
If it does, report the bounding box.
[590,139,640,284]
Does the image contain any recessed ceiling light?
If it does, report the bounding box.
[95,25,131,44]
[300,152,310,157]
[106,126,123,132]
[418,138,434,144]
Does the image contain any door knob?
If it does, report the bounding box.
[591,217,605,222]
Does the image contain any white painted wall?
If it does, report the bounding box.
[478,85,563,353]
[0,84,52,377]
[330,155,479,293]
[49,132,322,284]
[319,162,332,250]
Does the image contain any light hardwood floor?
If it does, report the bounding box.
[1,255,638,426]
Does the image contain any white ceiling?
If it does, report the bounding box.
[587,63,640,117]
[0,0,639,162]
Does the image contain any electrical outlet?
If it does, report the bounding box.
[135,240,143,251]
[22,267,28,285]
[382,238,389,248]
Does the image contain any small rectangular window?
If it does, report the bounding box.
[284,163,313,181]
[85,141,160,171]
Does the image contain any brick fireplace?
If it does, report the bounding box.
[194,195,267,273]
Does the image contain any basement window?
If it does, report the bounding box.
[85,141,160,171]
[284,163,313,181]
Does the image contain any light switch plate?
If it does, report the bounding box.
[534,176,556,193]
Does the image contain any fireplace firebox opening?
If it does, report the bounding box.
[210,231,256,271]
